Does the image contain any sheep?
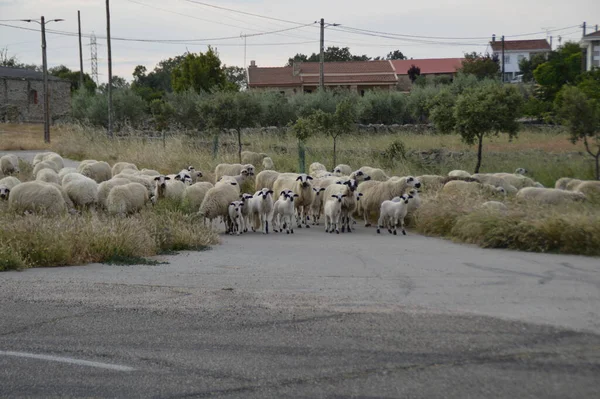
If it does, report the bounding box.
[416,175,446,193]
[153,175,186,202]
[316,170,371,190]
[45,182,75,211]
[33,160,59,177]
[262,157,274,170]
[471,174,518,195]
[185,166,204,183]
[182,182,214,212]
[227,201,244,235]
[515,168,527,175]
[272,191,298,234]
[139,168,161,177]
[323,179,361,233]
[0,154,19,175]
[241,151,269,167]
[566,179,584,191]
[309,186,327,225]
[448,170,471,178]
[358,166,389,181]
[239,193,254,232]
[61,172,87,187]
[441,180,506,198]
[219,169,252,189]
[555,177,576,190]
[63,174,99,209]
[272,174,314,228]
[491,173,537,189]
[309,162,327,176]
[198,180,240,229]
[247,188,274,234]
[33,152,64,169]
[405,188,421,217]
[255,170,281,191]
[8,181,66,215]
[377,194,412,235]
[0,176,20,200]
[118,168,138,176]
[113,173,155,196]
[78,160,112,183]
[574,181,600,203]
[97,178,132,209]
[106,182,150,216]
[171,170,193,185]
[324,193,346,234]
[333,164,353,177]
[516,187,586,204]
[356,176,421,226]
[215,163,255,182]
[58,167,78,185]
[480,201,508,212]
[111,162,138,177]
[35,168,60,185]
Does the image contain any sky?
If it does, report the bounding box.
[0,0,598,83]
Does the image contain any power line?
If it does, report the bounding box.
[181,0,308,26]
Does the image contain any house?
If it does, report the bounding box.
[581,30,600,71]
[0,66,71,123]
[247,60,398,95]
[489,38,552,81]
[391,58,464,90]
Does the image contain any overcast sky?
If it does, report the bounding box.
[1,0,597,82]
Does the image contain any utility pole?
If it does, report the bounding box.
[41,16,50,143]
[549,36,553,48]
[106,0,113,138]
[241,33,247,68]
[583,21,586,36]
[319,18,324,91]
[78,10,84,90]
[90,33,98,85]
[501,35,505,83]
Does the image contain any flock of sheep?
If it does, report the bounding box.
[1,150,599,238]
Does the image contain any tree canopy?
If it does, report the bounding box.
[459,52,500,80]
[285,46,404,66]
[49,65,97,93]
[533,42,582,100]
[518,53,547,83]
[171,47,228,94]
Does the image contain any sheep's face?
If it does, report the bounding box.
[257,188,274,200]
[515,168,527,175]
[240,169,250,178]
[0,186,9,200]
[187,166,195,172]
[331,194,347,203]
[296,174,314,188]
[405,176,421,189]
[175,172,193,185]
[279,189,294,200]
[154,175,170,188]
[229,202,242,219]
[355,192,364,201]
[344,179,359,192]
[241,193,253,203]
[312,187,326,196]
[284,192,298,202]
[333,167,344,176]
[408,189,419,197]
[244,165,256,176]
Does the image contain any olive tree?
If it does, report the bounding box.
[556,86,600,180]
[453,84,523,173]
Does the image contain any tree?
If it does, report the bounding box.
[171,47,228,93]
[428,88,456,134]
[459,52,500,80]
[453,84,523,173]
[286,53,309,66]
[285,46,371,66]
[518,53,547,83]
[556,86,600,179]
[132,54,187,101]
[99,75,129,92]
[385,50,407,60]
[576,68,600,101]
[199,91,261,163]
[1,48,41,71]
[49,65,96,93]
[223,65,247,91]
[407,65,421,83]
[533,42,582,101]
[291,116,315,173]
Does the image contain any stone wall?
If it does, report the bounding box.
[0,78,71,123]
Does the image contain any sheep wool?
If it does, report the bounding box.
[112,162,139,177]
[107,182,149,216]
[356,176,421,226]
[35,168,60,185]
[8,181,67,215]
[78,160,112,183]
[0,154,19,175]
[516,187,586,204]
[183,182,214,212]
[97,178,132,209]
[64,174,99,208]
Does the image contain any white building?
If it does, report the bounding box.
[581,30,600,71]
[489,38,552,81]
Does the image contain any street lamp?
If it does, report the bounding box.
[22,17,64,144]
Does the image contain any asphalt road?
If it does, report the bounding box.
[1,150,599,397]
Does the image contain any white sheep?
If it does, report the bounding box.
[309,186,326,225]
[441,180,506,198]
[323,179,361,233]
[241,151,268,167]
[480,201,508,212]
[219,168,252,188]
[183,182,214,212]
[0,154,20,175]
[35,168,59,185]
[113,173,155,196]
[574,181,600,202]
[238,193,254,233]
[64,174,99,209]
[61,172,86,187]
[356,176,421,226]
[472,174,518,195]
[272,191,298,234]
[78,160,112,183]
[272,174,314,228]
[97,178,132,209]
[377,194,411,235]
[555,177,576,190]
[309,162,327,176]
[333,164,352,176]
[227,201,244,235]
[198,180,240,229]
[516,187,586,204]
[262,157,274,170]
[448,170,471,178]
[8,181,67,215]
[0,176,20,200]
[215,163,255,182]
[405,188,421,217]
[58,167,78,185]
[492,173,537,189]
[111,162,138,177]
[184,166,204,183]
[33,160,59,177]
[416,175,446,193]
[154,175,186,202]
[358,166,389,181]
[139,168,161,177]
[247,188,274,234]
[255,170,281,191]
[33,152,64,169]
[106,182,149,216]
[324,193,346,234]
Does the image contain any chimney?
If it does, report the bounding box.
[249,60,256,68]
[292,60,301,76]
[492,34,496,43]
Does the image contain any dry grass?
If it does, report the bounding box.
[0,123,53,151]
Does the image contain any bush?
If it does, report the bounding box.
[71,89,148,128]
[257,92,296,127]
[166,89,205,130]
[406,85,441,123]
[358,90,408,125]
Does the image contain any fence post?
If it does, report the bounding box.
[298,139,306,174]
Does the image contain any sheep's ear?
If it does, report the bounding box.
[230,202,235,206]
[335,180,342,184]
[293,193,299,197]
[267,190,274,195]
[281,190,287,196]
[341,194,347,198]
[319,187,325,192]
[306,175,313,180]
[5,188,9,194]
[174,175,182,180]
[153,176,161,181]
[296,176,302,181]
[164,176,171,180]
[344,180,351,186]
[231,182,237,185]
[358,192,364,196]
[331,195,337,198]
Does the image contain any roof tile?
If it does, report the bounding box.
[489,39,551,52]
[391,58,463,75]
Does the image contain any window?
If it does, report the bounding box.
[360,89,365,97]
[503,55,511,63]
[517,55,525,62]
[29,89,38,105]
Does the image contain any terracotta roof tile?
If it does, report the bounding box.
[391,58,463,75]
[489,39,551,52]
[299,60,395,74]
[301,74,398,84]
[247,66,301,87]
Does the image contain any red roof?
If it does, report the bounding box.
[301,74,398,84]
[490,39,551,52]
[299,60,395,74]
[247,66,301,87]
[391,58,463,75]
[583,30,600,39]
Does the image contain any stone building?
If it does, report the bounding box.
[0,66,71,123]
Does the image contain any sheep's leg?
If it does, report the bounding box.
[376,214,384,234]
[400,218,406,236]
[303,207,310,228]
[364,212,371,227]
[296,207,302,228]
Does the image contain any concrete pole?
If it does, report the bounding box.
[78,10,84,90]
[41,16,50,143]
[501,35,505,83]
[106,0,113,137]
[319,18,324,91]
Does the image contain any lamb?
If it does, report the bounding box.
[555,177,577,190]
[227,201,244,235]
[0,154,20,175]
[358,166,389,181]
[139,168,161,177]
[185,166,204,183]
[516,187,586,204]
[356,176,421,226]
[0,176,20,200]
[333,164,353,177]
[255,170,281,191]
[35,168,60,185]
[448,170,471,178]
[241,151,269,167]
[324,193,346,234]
[58,167,78,185]
[182,182,214,212]
[8,181,66,215]
[441,180,506,198]
[215,163,255,182]
[33,152,64,169]
[262,157,274,170]
[106,182,150,216]
[309,186,326,225]
[323,179,361,233]
[405,188,421,217]
[63,174,99,209]
[33,160,59,177]
[272,174,314,228]
[172,170,193,185]
[316,170,370,190]
[198,180,240,229]
[78,160,112,183]
[272,191,298,234]
[247,188,274,234]
[239,193,254,232]
[471,174,518,195]
[377,194,412,235]
[111,162,138,177]
[97,178,132,209]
